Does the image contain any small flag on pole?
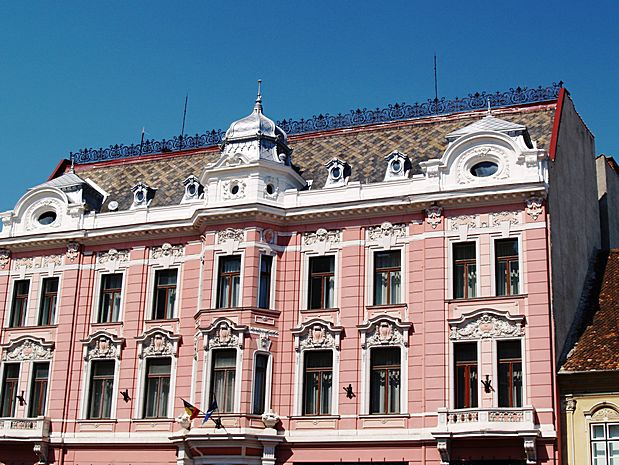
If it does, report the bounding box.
[182,399,201,420]
[202,399,218,425]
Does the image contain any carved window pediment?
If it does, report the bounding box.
[82,331,124,361]
[302,228,341,255]
[136,328,180,358]
[367,222,406,249]
[1,336,54,362]
[203,318,246,350]
[448,309,525,340]
[358,316,411,349]
[292,319,343,352]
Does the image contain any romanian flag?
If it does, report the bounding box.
[182,399,201,420]
[202,399,218,425]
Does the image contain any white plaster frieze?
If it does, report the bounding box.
[449,309,525,340]
[137,328,180,358]
[97,248,129,272]
[491,211,520,227]
[292,319,343,352]
[203,319,246,350]
[1,337,54,362]
[358,316,411,349]
[82,332,124,361]
[367,222,406,249]
[302,228,341,255]
[216,228,245,254]
[447,215,479,231]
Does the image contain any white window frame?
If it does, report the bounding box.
[211,252,245,309]
[447,238,481,300]
[590,421,619,465]
[250,350,272,415]
[301,252,339,311]
[491,337,527,409]
[80,358,120,420]
[362,344,407,415]
[490,234,524,297]
[449,340,481,410]
[256,253,276,310]
[25,360,52,418]
[202,347,243,414]
[91,271,126,324]
[36,273,62,326]
[134,356,177,419]
[366,246,406,307]
[146,266,181,321]
[294,347,339,416]
[6,278,32,328]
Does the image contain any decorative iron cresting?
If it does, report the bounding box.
[71,83,562,163]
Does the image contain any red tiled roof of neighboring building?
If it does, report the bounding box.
[561,249,619,372]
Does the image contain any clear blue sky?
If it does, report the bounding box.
[0,1,617,211]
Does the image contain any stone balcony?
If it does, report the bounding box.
[433,406,538,437]
[0,416,51,440]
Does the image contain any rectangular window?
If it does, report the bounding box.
[496,239,520,296]
[455,342,478,409]
[28,362,49,417]
[497,340,522,407]
[0,364,20,417]
[143,358,171,418]
[374,251,401,305]
[258,255,273,309]
[98,274,122,323]
[211,349,236,413]
[370,347,401,414]
[217,256,241,308]
[453,243,476,299]
[10,280,30,327]
[88,360,114,419]
[591,423,619,465]
[303,350,332,415]
[252,353,269,414]
[152,269,178,320]
[38,277,59,326]
[308,256,335,309]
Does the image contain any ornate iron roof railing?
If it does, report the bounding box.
[71,82,562,164]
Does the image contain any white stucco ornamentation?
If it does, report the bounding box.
[66,242,80,261]
[367,222,406,242]
[292,320,343,352]
[204,320,245,350]
[524,437,537,465]
[261,228,276,244]
[359,317,411,349]
[456,145,510,184]
[24,198,64,231]
[97,248,129,264]
[83,333,123,361]
[12,257,34,270]
[222,179,247,200]
[2,337,54,361]
[303,228,341,254]
[591,407,619,421]
[525,196,544,220]
[0,249,10,268]
[151,243,183,260]
[137,329,180,358]
[425,206,443,229]
[42,254,62,267]
[261,409,280,428]
[491,211,520,226]
[217,228,244,244]
[448,215,479,231]
[449,310,525,340]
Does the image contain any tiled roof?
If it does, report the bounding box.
[73,104,556,212]
[561,249,619,372]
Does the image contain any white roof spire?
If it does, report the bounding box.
[487,97,492,116]
[254,79,263,113]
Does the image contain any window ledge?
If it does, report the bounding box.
[91,321,123,327]
[78,418,118,424]
[132,417,173,423]
[447,294,528,304]
[144,318,179,324]
[359,413,410,419]
[300,307,339,313]
[195,307,281,319]
[289,415,341,420]
[2,324,58,331]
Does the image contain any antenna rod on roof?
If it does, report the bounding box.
[180,93,188,148]
[433,53,439,115]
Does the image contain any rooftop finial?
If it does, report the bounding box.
[254,79,263,113]
[486,97,492,116]
[69,154,75,174]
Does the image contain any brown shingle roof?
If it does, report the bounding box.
[73,104,556,211]
[561,249,619,372]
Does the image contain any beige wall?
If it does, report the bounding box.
[596,155,619,249]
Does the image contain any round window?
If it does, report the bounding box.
[470,161,499,177]
[391,159,402,173]
[135,190,145,203]
[266,184,275,195]
[38,211,57,225]
[331,167,342,180]
[231,184,240,195]
[187,183,196,196]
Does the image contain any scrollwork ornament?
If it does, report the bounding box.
[151,243,183,259]
[97,248,129,264]
[66,242,80,261]
[217,228,244,244]
[2,339,53,361]
[365,321,405,348]
[425,206,443,229]
[491,211,520,226]
[142,332,174,358]
[0,248,10,268]
[86,335,119,360]
[303,228,341,246]
[450,312,525,340]
[592,407,619,421]
[299,324,337,350]
[525,197,544,220]
[208,322,240,349]
[367,222,406,241]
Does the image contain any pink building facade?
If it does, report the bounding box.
[0,84,601,465]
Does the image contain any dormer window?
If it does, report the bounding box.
[37,211,57,226]
[182,176,204,203]
[324,158,350,188]
[470,161,498,177]
[384,151,411,181]
[131,182,156,209]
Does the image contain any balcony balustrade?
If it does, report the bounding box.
[0,417,50,440]
[434,406,537,437]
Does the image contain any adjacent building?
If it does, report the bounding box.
[0,83,613,465]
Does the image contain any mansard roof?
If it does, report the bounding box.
[69,104,556,212]
[561,249,619,373]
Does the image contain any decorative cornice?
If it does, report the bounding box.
[448,309,525,340]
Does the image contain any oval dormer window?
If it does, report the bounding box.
[391,159,402,173]
[331,167,342,180]
[470,161,499,177]
[38,211,57,226]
